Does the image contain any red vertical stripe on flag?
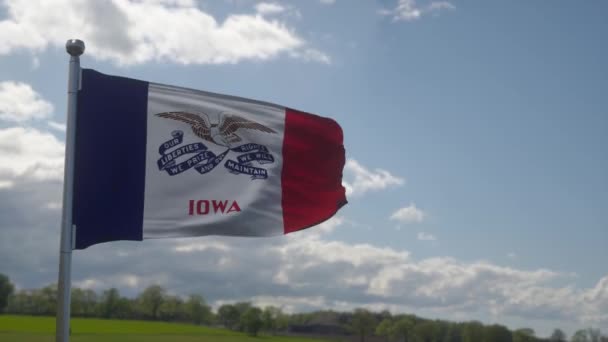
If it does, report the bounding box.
[281,108,347,234]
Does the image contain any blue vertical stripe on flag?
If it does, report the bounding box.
[73,69,148,249]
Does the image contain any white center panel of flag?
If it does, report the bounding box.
[142,83,286,238]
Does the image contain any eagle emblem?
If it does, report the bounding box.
[155,111,277,179]
[156,111,276,147]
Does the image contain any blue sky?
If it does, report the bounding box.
[1,0,607,338]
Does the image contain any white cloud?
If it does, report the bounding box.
[0,82,53,122]
[174,241,231,253]
[0,0,328,65]
[246,295,326,313]
[310,216,345,235]
[47,121,67,132]
[0,127,65,188]
[381,0,455,22]
[417,232,436,241]
[428,1,455,11]
[73,278,102,289]
[290,48,331,64]
[390,203,425,223]
[0,180,13,189]
[1,180,607,333]
[74,273,166,291]
[319,0,335,4]
[343,159,404,197]
[255,2,285,15]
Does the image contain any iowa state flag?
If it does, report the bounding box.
[73,69,347,249]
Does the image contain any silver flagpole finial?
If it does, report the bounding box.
[65,39,85,56]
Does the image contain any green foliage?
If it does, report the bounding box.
[158,295,185,321]
[571,329,589,342]
[350,308,377,342]
[413,321,438,342]
[570,328,606,342]
[1,274,591,342]
[262,306,288,334]
[138,285,165,320]
[0,274,14,312]
[375,318,393,341]
[461,321,484,342]
[483,324,512,342]
[513,328,536,342]
[443,323,462,342]
[549,328,566,341]
[71,288,98,317]
[586,328,602,342]
[79,285,205,322]
[7,285,57,316]
[274,308,290,333]
[432,320,450,342]
[185,294,212,325]
[218,304,240,330]
[240,307,263,336]
[392,317,414,342]
[99,288,122,319]
[233,302,252,315]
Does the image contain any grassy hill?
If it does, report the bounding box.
[0,315,332,342]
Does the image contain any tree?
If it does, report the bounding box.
[587,329,602,342]
[71,288,87,316]
[379,310,393,322]
[233,302,253,331]
[100,288,121,318]
[550,328,567,342]
[35,284,58,315]
[483,324,512,342]
[113,297,134,319]
[262,306,286,334]
[351,308,377,342]
[158,295,185,321]
[240,307,263,336]
[433,320,450,341]
[274,309,289,333]
[461,321,484,342]
[0,274,15,313]
[413,321,437,342]
[71,288,98,317]
[513,328,536,342]
[376,318,394,342]
[7,290,31,314]
[218,304,240,330]
[139,285,165,320]
[392,317,414,342]
[572,330,589,342]
[443,323,463,342]
[82,289,98,317]
[185,294,211,325]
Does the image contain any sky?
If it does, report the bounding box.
[0,0,607,338]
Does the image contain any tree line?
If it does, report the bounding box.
[0,273,606,341]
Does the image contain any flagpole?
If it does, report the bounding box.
[56,39,85,342]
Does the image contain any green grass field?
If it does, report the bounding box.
[0,315,331,342]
